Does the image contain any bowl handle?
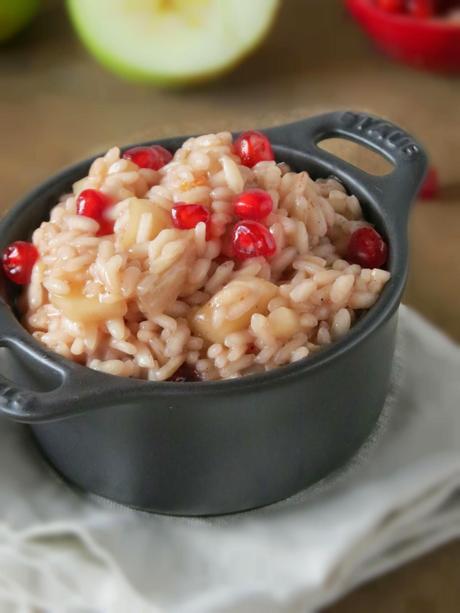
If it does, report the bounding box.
[265,110,428,227]
[0,299,140,423]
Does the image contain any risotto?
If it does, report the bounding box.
[2,130,390,381]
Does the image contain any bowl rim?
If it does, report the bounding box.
[0,128,412,397]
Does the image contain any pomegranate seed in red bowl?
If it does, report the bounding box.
[406,0,436,18]
[123,145,172,170]
[76,189,113,236]
[376,0,437,17]
[234,130,274,167]
[375,0,405,12]
[347,0,460,72]
[347,227,388,268]
[2,241,39,285]
[234,189,273,220]
[231,220,277,260]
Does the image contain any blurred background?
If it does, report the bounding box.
[1,0,459,610]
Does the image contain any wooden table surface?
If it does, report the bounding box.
[1,0,459,610]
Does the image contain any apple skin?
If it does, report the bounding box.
[66,0,280,87]
[0,0,40,43]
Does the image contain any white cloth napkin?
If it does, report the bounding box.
[0,305,459,613]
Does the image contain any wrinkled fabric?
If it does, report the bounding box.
[0,306,459,613]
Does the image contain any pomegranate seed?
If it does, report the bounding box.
[76,189,113,236]
[419,166,439,200]
[231,220,277,260]
[347,227,388,268]
[234,189,273,221]
[234,131,274,168]
[221,230,236,258]
[171,203,210,234]
[122,145,172,170]
[168,364,202,382]
[376,0,405,12]
[405,0,436,16]
[2,241,39,285]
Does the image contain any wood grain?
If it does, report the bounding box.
[0,0,459,609]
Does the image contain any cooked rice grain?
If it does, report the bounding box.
[24,132,390,381]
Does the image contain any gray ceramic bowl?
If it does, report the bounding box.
[0,111,427,515]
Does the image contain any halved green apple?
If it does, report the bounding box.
[67,0,280,85]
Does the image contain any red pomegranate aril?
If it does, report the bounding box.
[234,189,273,221]
[171,203,210,232]
[2,241,39,285]
[231,220,277,260]
[168,363,202,382]
[96,218,115,237]
[122,145,172,171]
[419,166,439,200]
[405,0,436,16]
[76,189,113,236]
[234,131,274,168]
[376,0,405,12]
[347,227,388,269]
[221,230,236,258]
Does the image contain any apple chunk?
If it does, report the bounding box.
[120,198,172,250]
[191,277,277,344]
[51,286,126,324]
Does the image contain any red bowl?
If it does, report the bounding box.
[346,0,460,72]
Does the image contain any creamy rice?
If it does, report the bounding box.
[23,132,391,381]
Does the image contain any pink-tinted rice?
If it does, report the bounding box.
[23,132,390,381]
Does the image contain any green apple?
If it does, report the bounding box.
[0,0,39,42]
[67,0,280,85]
